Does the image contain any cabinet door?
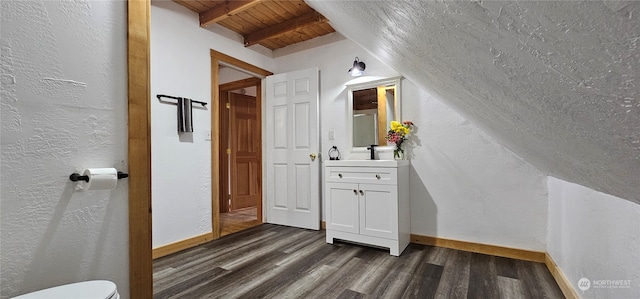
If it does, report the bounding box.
[358,184,398,239]
[326,182,359,234]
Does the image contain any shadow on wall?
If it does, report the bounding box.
[407,125,438,239]
[410,165,437,238]
[404,123,421,161]
[20,181,124,295]
[21,184,76,292]
[88,188,123,276]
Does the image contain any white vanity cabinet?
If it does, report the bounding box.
[324,160,410,256]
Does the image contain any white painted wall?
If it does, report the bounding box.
[547,177,640,298]
[274,39,549,251]
[150,0,274,248]
[402,81,548,251]
[1,0,129,298]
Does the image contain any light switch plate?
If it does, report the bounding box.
[205,130,211,141]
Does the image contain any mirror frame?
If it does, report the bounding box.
[346,76,402,154]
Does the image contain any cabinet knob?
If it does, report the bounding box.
[359,190,364,196]
[353,189,357,195]
[375,174,381,180]
[338,173,343,178]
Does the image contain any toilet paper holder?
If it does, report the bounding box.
[69,171,129,182]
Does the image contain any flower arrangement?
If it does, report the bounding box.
[385,120,414,159]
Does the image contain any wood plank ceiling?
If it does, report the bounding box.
[174,0,336,50]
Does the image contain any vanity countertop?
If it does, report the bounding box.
[323,159,409,167]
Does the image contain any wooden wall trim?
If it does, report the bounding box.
[152,233,214,259]
[545,253,580,299]
[211,60,221,239]
[127,0,153,298]
[255,80,263,223]
[410,234,546,263]
[210,50,273,77]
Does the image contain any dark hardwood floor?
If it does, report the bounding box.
[153,224,564,299]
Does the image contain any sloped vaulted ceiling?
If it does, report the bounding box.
[307,1,640,203]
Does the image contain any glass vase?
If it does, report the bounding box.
[394,149,404,160]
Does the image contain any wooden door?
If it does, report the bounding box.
[229,92,261,210]
[265,67,320,230]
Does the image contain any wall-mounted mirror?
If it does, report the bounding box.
[347,77,402,152]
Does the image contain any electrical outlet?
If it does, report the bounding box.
[329,129,335,140]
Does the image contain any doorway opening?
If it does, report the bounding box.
[210,50,272,239]
[219,76,263,236]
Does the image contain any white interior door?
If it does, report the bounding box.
[265,67,320,230]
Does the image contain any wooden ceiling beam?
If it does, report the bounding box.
[200,0,262,27]
[244,11,327,47]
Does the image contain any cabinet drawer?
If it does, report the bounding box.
[325,167,397,185]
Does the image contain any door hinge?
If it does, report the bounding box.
[227,148,231,154]
[226,102,230,109]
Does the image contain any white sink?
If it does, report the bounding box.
[323,159,409,167]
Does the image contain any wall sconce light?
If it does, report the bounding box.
[348,57,366,77]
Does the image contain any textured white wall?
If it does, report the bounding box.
[150,1,273,248]
[403,81,548,251]
[308,0,640,204]
[274,39,549,251]
[1,1,128,298]
[547,177,640,298]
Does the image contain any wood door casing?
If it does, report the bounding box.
[219,90,230,213]
[128,0,153,296]
[212,50,272,239]
[230,92,261,210]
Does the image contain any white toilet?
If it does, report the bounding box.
[12,280,119,299]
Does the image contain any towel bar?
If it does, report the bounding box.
[156,94,207,106]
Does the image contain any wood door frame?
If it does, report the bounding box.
[128,0,152,297]
[219,90,231,213]
[126,1,272,296]
[219,77,263,217]
[210,50,272,239]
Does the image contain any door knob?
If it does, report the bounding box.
[359,190,364,195]
[353,189,357,195]
[310,153,317,161]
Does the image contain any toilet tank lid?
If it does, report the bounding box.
[12,280,117,299]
